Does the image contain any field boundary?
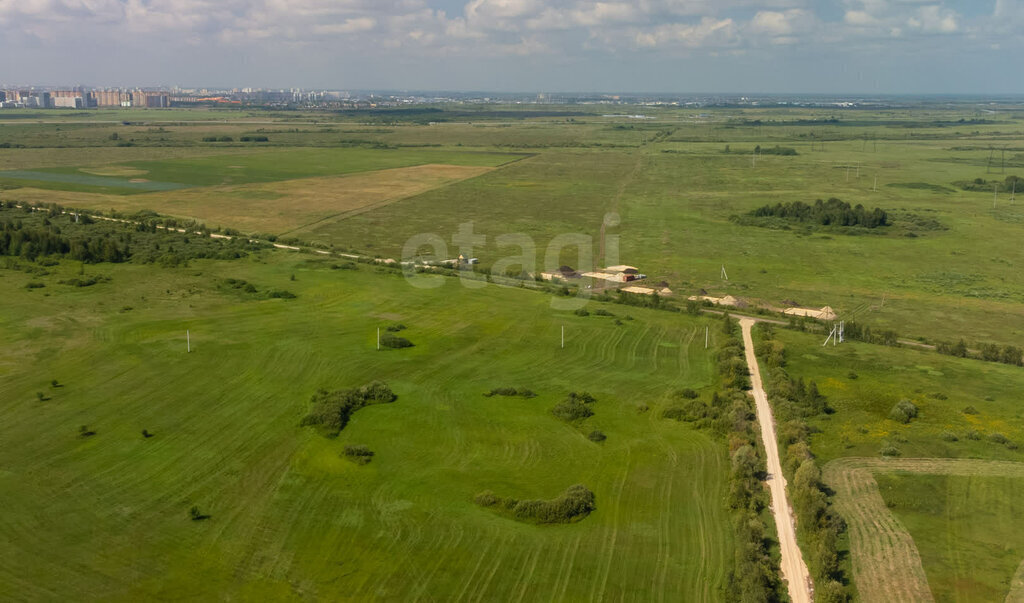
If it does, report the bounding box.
[822,457,1024,603]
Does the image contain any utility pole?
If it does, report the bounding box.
[561,325,565,349]
[377,328,380,351]
[705,325,709,349]
[187,330,191,353]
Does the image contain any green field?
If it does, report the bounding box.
[0,252,732,600]
[4,102,1024,600]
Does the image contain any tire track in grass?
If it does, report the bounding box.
[470,533,513,602]
[410,517,466,603]
[626,324,652,371]
[654,466,674,602]
[453,534,497,603]
[690,441,712,603]
[512,542,544,603]
[592,451,631,602]
[552,533,583,602]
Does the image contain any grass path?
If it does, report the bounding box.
[822,457,1024,602]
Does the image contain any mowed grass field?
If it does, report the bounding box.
[876,471,1024,602]
[0,252,732,600]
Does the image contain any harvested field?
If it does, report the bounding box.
[823,458,1024,603]
[18,164,494,235]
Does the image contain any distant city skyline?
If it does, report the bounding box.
[2,1,1023,94]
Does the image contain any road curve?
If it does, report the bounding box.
[739,318,813,603]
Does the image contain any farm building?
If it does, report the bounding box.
[541,265,582,281]
[582,265,648,283]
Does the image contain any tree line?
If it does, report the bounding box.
[756,324,849,603]
[0,216,127,263]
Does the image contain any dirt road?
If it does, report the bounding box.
[739,318,813,603]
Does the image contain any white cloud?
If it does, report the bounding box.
[634,17,737,49]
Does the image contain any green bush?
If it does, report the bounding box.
[989,433,1010,445]
[379,334,413,349]
[475,484,596,524]
[300,381,397,437]
[587,430,606,442]
[385,323,407,332]
[962,406,979,415]
[573,308,590,317]
[965,429,982,441]
[551,392,596,422]
[343,444,374,465]
[880,443,902,457]
[889,399,918,424]
[939,431,959,442]
[483,387,536,398]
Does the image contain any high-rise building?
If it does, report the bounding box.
[95,89,129,107]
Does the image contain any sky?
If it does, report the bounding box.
[1,0,1023,94]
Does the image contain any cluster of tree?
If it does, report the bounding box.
[937,339,1023,366]
[955,175,1023,193]
[201,136,235,142]
[343,444,374,465]
[755,324,849,602]
[0,218,128,263]
[747,198,889,228]
[221,278,297,300]
[239,135,270,142]
[483,387,537,398]
[379,333,413,349]
[837,321,900,347]
[0,203,266,266]
[613,289,667,310]
[299,381,397,438]
[551,391,596,422]
[474,484,596,524]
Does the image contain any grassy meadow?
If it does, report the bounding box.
[3,101,1024,600]
[0,251,732,600]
